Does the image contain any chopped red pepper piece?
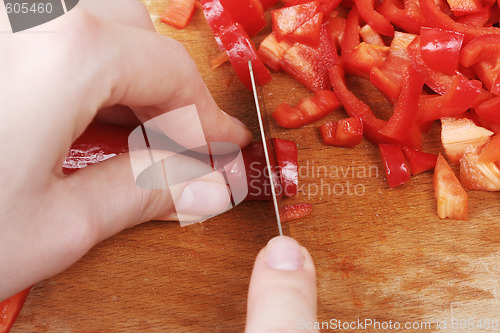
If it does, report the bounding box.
[475,95,500,125]
[460,34,500,94]
[479,134,500,163]
[419,27,464,75]
[460,146,500,191]
[282,0,342,14]
[287,12,324,47]
[377,0,427,34]
[446,0,482,16]
[407,36,454,95]
[419,0,500,43]
[359,24,385,45]
[324,14,346,49]
[378,144,412,188]
[319,116,364,147]
[272,89,341,128]
[260,0,280,10]
[417,74,482,124]
[402,146,438,175]
[379,65,424,141]
[273,138,299,197]
[433,153,468,220]
[272,1,320,41]
[369,31,416,103]
[258,32,294,72]
[0,287,31,333]
[200,0,271,89]
[280,203,313,222]
[160,0,197,29]
[219,0,266,37]
[329,65,393,144]
[348,42,390,79]
[63,122,131,174]
[281,27,339,91]
[341,5,363,76]
[354,0,394,36]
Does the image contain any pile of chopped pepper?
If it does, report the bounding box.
[162,0,500,220]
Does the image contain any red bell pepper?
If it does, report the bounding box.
[281,27,339,91]
[64,123,299,202]
[281,0,343,14]
[63,122,131,174]
[378,144,412,188]
[280,203,313,222]
[475,95,500,125]
[0,287,31,333]
[479,134,500,163]
[460,146,500,191]
[348,42,390,79]
[418,0,500,43]
[433,153,468,220]
[287,12,324,46]
[160,0,197,29]
[258,33,294,72]
[260,0,280,10]
[446,0,482,16]
[219,0,266,37]
[200,0,271,89]
[456,9,490,28]
[417,73,482,124]
[407,36,454,95]
[369,31,416,103]
[273,138,299,197]
[329,65,393,144]
[354,0,394,36]
[319,116,364,147]
[460,34,500,94]
[272,1,320,41]
[379,65,424,141]
[359,24,385,45]
[341,5,363,76]
[402,146,438,175]
[419,27,464,75]
[272,89,341,128]
[324,14,346,49]
[377,0,427,35]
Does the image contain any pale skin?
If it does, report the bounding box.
[0,0,318,331]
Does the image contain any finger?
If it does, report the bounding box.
[245,236,318,333]
[79,0,156,31]
[66,8,252,149]
[62,151,231,242]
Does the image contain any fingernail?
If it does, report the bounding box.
[176,180,230,216]
[265,236,305,271]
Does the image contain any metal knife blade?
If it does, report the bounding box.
[248,60,283,236]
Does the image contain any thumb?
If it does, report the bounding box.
[63,151,231,242]
[245,236,318,333]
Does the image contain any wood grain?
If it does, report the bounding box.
[12,1,500,332]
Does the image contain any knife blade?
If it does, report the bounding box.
[248,60,283,236]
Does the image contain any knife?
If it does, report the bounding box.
[248,60,283,236]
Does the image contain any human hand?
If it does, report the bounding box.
[245,236,318,333]
[0,0,251,301]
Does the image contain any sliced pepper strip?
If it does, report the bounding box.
[354,0,394,36]
[407,36,454,95]
[200,0,271,89]
[0,287,32,333]
[379,65,424,141]
[160,0,197,29]
[329,65,391,144]
[379,144,412,188]
[419,0,500,43]
[377,0,427,35]
[219,0,266,37]
[273,138,299,197]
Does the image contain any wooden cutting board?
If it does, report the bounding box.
[12,1,500,332]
